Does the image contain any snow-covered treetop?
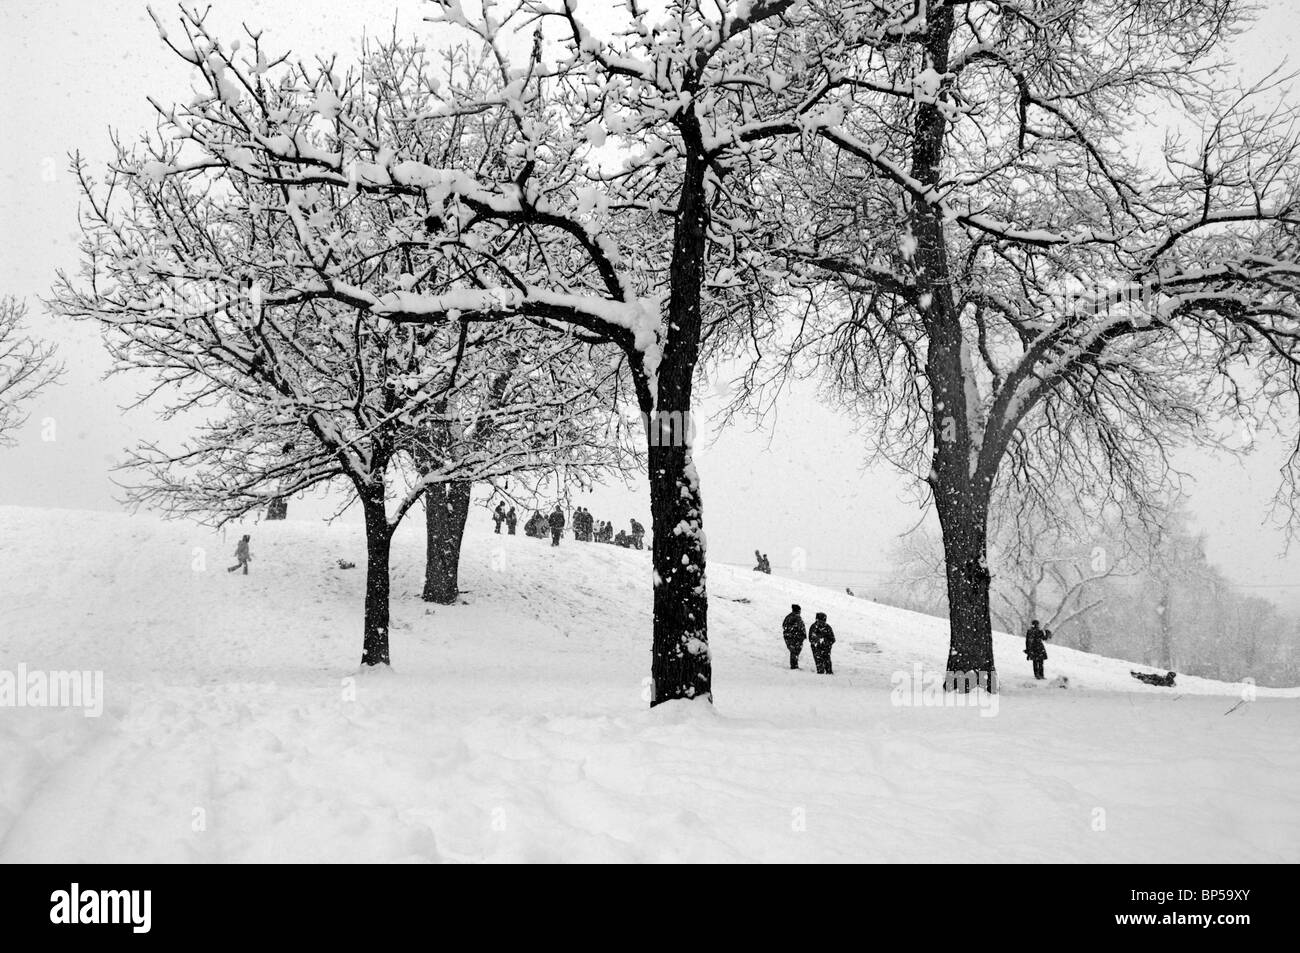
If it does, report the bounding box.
[728,0,1300,523]
[49,31,632,526]
[124,2,935,406]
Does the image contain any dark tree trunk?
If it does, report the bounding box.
[647,430,709,706]
[936,484,996,691]
[647,113,710,707]
[360,494,393,667]
[422,480,472,604]
[907,6,996,691]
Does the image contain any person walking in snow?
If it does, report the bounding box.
[808,612,836,674]
[1024,620,1051,680]
[505,506,517,535]
[754,549,765,572]
[493,501,506,534]
[548,505,566,546]
[782,603,807,670]
[227,534,252,575]
[630,518,645,550]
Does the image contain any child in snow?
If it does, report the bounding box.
[227,534,252,574]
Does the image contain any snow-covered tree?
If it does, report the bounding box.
[757,0,1300,689]
[50,122,619,667]
[0,297,62,447]
[125,0,928,704]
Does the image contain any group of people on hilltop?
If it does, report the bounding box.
[498,502,646,549]
[753,551,772,573]
[522,508,553,541]
[781,604,836,674]
[594,517,643,547]
[573,508,644,548]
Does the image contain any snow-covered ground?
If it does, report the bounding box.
[1,505,1296,862]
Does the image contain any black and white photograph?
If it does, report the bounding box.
[1,0,1298,889]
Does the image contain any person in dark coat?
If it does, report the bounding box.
[782,604,806,670]
[808,612,835,674]
[1024,620,1050,679]
[493,501,506,534]
[227,534,252,574]
[548,506,566,546]
[505,506,517,535]
[526,510,545,538]
[753,549,765,572]
[630,518,645,550]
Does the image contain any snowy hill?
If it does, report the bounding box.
[1,505,1297,862]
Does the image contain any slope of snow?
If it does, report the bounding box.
[0,505,1296,862]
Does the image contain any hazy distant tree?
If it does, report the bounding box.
[885,490,1141,644]
[0,297,61,446]
[1146,510,1211,670]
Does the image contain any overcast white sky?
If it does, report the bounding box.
[2,0,1299,610]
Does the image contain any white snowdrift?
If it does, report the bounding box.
[0,505,1296,862]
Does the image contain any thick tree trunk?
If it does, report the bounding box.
[936,487,996,692]
[647,430,710,706]
[422,480,472,604]
[360,495,393,667]
[647,117,710,708]
[905,5,997,691]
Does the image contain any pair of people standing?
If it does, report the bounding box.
[781,604,835,674]
[572,507,594,541]
[492,501,518,535]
